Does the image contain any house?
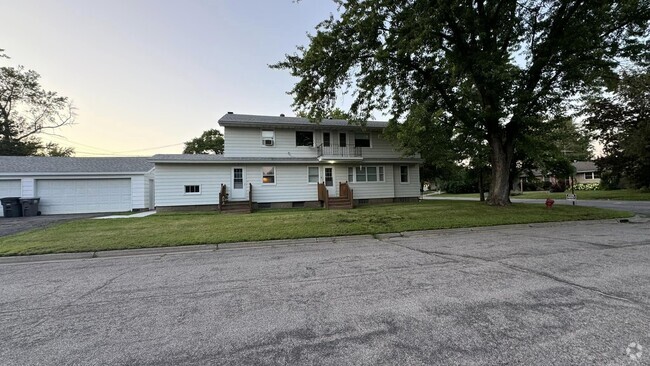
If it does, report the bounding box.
[573,161,601,184]
[151,113,422,211]
[0,156,154,216]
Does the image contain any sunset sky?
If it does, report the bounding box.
[1,0,341,156]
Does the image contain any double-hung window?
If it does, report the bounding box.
[400,166,409,183]
[262,166,275,184]
[308,167,319,183]
[354,133,370,147]
[296,131,314,146]
[349,166,384,183]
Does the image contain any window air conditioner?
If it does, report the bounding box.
[263,139,274,146]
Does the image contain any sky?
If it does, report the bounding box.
[1,0,340,156]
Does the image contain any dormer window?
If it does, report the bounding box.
[262,130,275,146]
[296,131,314,147]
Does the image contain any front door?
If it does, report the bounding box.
[231,167,246,200]
[323,167,336,197]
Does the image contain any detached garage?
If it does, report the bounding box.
[0,157,154,216]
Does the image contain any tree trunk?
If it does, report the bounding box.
[478,169,485,202]
[487,133,513,206]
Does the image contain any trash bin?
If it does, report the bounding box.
[20,198,41,217]
[1,197,23,218]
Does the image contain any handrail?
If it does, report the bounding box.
[317,144,362,158]
[248,183,253,211]
[317,182,329,208]
[219,183,227,212]
[340,181,354,208]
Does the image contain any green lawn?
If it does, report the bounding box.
[0,201,631,256]
[430,189,650,201]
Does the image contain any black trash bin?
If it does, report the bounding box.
[20,198,41,217]
[1,197,23,218]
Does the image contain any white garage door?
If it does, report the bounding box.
[36,179,132,215]
[0,180,22,217]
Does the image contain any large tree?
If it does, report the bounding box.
[273,0,649,205]
[1,51,76,156]
[584,70,650,188]
[183,129,225,154]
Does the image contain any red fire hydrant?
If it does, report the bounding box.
[545,198,555,209]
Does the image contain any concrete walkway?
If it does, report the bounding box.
[424,195,650,216]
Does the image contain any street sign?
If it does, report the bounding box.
[566,194,577,200]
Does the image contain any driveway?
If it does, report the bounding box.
[425,195,650,216]
[0,214,99,237]
[1,220,649,365]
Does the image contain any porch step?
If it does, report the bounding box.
[327,197,353,209]
[220,201,252,214]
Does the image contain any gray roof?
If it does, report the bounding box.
[573,161,597,173]
[218,113,389,130]
[0,156,154,174]
[150,154,318,163]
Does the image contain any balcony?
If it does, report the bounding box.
[316,144,363,162]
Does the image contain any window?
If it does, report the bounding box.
[296,131,314,146]
[339,132,347,147]
[323,132,331,147]
[308,167,319,183]
[585,172,600,180]
[351,166,385,183]
[262,166,275,184]
[354,133,370,147]
[400,166,409,183]
[184,185,200,194]
[261,129,275,146]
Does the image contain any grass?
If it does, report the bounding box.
[430,189,650,201]
[0,201,632,256]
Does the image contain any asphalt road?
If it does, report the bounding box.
[425,195,650,216]
[1,220,649,365]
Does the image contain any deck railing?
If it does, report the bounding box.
[317,182,329,209]
[339,181,354,208]
[317,144,362,158]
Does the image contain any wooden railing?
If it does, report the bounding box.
[248,183,253,211]
[340,181,354,208]
[218,183,227,212]
[317,144,362,158]
[317,182,329,209]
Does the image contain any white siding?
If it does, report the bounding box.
[338,164,396,199]
[394,164,420,198]
[0,180,22,217]
[247,164,319,203]
[224,127,417,160]
[155,164,229,207]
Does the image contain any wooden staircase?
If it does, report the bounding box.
[219,183,253,214]
[318,181,354,209]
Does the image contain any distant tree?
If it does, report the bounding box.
[272,1,649,205]
[585,70,650,188]
[36,142,75,157]
[183,129,224,154]
[1,55,76,156]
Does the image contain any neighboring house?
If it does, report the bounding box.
[573,161,601,184]
[0,157,154,216]
[151,113,422,211]
[517,160,601,191]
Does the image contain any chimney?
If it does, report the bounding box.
[227,111,233,114]
[280,113,285,117]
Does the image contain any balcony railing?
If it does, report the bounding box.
[317,144,362,159]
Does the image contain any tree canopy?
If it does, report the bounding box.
[273,0,649,205]
[1,51,76,156]
[183,129,225,154]
[585,70,650,188]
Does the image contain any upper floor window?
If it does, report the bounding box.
[262,166,275,184]
[354,133,370,148]
[339,132,347,147]
[296,131,314,147]
[400,165,409,183]
[262,130,275,146]
[323,132,331,147]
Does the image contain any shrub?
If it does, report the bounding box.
[574,183,600,191]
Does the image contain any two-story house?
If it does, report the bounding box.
[151,113,422,211]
